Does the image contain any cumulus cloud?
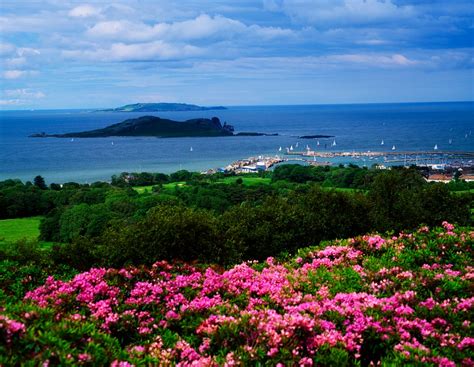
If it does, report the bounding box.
[86,14,294,42]
[69,4,102,18]
[63,41,202,62]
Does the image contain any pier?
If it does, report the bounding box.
[285,150,474,160]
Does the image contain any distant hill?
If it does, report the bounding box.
[30,116,235,138]
[98,103,227,112]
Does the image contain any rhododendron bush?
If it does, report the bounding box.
[1,222,473,366]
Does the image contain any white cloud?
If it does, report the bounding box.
[2,70,38,79]
[86,14,294,42]
[190,53,421,76]
[69,4,102,18]
[356,39,389,46]
[63,41,202,62]
[17,47,41,57]
[327,53,418,67]
[3,70,27,79]
[4,89,45,99]
[0,99,22,106]
[264,0,415,27]
[4,57,28,68]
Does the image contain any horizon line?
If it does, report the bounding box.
[1,100,473,112]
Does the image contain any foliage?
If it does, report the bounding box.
[1,224,473,366]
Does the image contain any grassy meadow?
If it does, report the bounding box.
[0,217,42,243]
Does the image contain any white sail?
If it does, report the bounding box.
[449,139,452,145]
[190,147,193,152]
[381,139,384,145]
[316,140,320,146]
[434,144,438,150]
[392,145,396,150]
[295,142,299,148]
[71,138,74,142]
[332,139,336,146]
[278,146,282,152]
[290,145,294,151]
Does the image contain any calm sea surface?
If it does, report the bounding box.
[1,102,473,183]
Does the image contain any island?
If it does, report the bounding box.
[30,116,237,138]
[98,103,227,112]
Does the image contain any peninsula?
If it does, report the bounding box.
[98,103,227,112]
[30,116,236,138]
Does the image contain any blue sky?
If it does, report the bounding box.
[1,0,473,108]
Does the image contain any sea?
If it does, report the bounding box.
[1,102,473,183]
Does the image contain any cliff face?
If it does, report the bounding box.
[30,116,235,138]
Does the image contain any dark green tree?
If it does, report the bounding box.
[34,175,47,190]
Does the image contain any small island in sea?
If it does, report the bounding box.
[98,102,227,112]
[30,116,236,138]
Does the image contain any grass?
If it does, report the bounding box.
[452,189,474,195]
[215,176,271,186]
[133,182,187,194]
[132,177,271,194]
[0,217,42,244]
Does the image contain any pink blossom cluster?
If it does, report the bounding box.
[8,224,473,365]
[0,314,26,344]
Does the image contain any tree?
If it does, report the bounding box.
[98,205,221,266]
[34,175,47,190]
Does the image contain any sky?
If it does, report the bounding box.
[0,0,473,109]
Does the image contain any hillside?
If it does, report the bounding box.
[98,103,227,112]
[1,223,472,365]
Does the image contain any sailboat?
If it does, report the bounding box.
[449,139,452,145]
[392,145,396,150]
[190,147,193,152]
[71,138,74,142]
[111,141,114,146]
[290,145,294,151]
[316,140,320,146]
[278,146,282,152]
[295,142,299,148]
[332,139,336,147]
[381,139,384,146]
[434,144,438,150]
[306,144,310,150]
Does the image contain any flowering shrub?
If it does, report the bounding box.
[1,223,473,366]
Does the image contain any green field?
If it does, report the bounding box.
[216,176,271,185]
[133,182,187,194]
[453,189,474,195]
[0,217,42,243]
[132,178,271,194]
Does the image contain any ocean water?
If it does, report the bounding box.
[1,102,473,183]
